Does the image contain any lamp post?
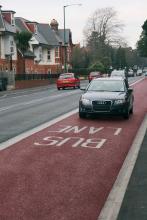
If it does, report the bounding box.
[63,3,82,73]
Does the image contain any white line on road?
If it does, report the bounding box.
[0,90,80,112]
[0,109,78,150]
[97,115,147,220]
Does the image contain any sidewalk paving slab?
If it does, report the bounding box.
[117,128,147,220]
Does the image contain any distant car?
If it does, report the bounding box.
[56,73,80,90]
[110,70,129,87]
[127,70,134,77]
[136,69,142,76]
[88,71,101,82]
[110,70,126,79]
[79,77,134,119]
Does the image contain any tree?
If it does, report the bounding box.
[15,31,32,54]
[83,7,125,69]
[84,7,125,47]
[137,20,147,57]
[114,47,127,69]
[71,46,90,68]
[14,31,32,73]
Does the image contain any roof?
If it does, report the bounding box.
[15,17,30,32]
[0,12,4,30]
[23,50,35,58]
[58,29,71,44]
[4,19,16,33]
[37,23,59,46]
[0,8,16,33]
[15,17,72,47]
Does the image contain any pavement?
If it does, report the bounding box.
[116,116,147,220]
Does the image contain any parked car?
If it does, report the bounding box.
[56,73,80,90]
[136,69,142,76]
[79,77,134,119]
[88,71,101,83]
[127,69,134,77]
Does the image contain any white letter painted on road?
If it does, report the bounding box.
[81,138,106,149]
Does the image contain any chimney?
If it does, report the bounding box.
[50,19,58,31]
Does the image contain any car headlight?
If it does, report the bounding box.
[81,98,92,105]
[114,99,125,104]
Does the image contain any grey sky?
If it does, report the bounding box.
[1,0,147,48]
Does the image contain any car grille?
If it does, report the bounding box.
[92,100,112,112]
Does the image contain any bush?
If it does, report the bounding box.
[88,61,105,73]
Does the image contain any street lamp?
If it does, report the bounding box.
[63,3,82,73]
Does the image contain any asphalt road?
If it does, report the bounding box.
[0,77,143,143]
[0,76,146,220]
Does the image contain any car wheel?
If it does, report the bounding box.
[79,111,86,118]
[123,108,130,119]
[130,106,133,114]
[57,88,60,90]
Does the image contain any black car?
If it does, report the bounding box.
[79,77,134,119]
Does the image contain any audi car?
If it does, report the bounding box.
[56,73,80,90]
[79,77,134,119]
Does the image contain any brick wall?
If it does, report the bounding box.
[15,79,56,89]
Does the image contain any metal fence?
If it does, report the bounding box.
[0,71,15,90]
[15,73,60,81]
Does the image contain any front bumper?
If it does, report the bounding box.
[57,82,79,88]
[79,101,128,115]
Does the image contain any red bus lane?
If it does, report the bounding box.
[0,78,147,220]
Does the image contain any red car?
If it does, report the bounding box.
[88,71,101,82]
[56,73,80,90]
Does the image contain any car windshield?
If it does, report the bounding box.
[59,74,74,79]
[87,80,125,92]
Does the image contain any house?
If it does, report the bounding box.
[0,4,74,75]
[0,5,17,73]
[15,17,73,74]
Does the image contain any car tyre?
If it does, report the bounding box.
[79,111,86,118]
[57,88,60,90]
[130,106,133,114]
[123,108,130,119]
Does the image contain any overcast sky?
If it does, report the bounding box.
[1,0,147,48]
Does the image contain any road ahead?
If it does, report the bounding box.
[0,76,146,220]
[0,77,143,143]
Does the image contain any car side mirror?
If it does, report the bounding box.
[128,88,133,93]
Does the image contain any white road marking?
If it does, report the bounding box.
[0,90,80,112]
[0,109,78,150]
[97,115,147,220]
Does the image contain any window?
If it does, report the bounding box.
[47,50,51,61]
[39,47,42,60]
[55,47,59,58]
[10,41,14,54]
[34,25,37,34]
[11,14,15,26]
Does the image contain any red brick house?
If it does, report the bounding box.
[15,18,73,74]
[0,5,74,75]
